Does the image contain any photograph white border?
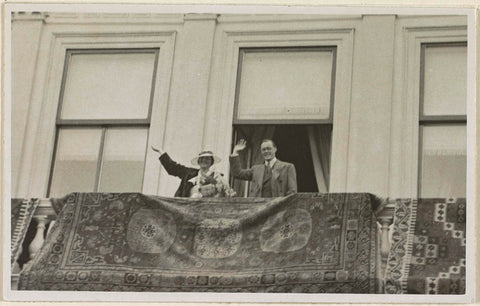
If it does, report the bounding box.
[2,2,477,304]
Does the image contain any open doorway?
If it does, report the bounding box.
[274,125,318,192]
[231,124,331,197]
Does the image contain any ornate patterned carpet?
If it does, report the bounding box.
[18,193,378,293]
[385,198,466,294]
[11,198,40,269]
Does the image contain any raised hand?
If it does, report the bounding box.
[232,139,247,154]
[151,145,164,155]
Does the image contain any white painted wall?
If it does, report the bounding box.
[9,13,468,199]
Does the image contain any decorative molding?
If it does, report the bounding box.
[17,12,184,25]
[11,11,48,21]
[203,21,358,194]
[388,18,467,198]
[222,28,357,36]
[12,12,363,25]
[404,25,467,32]
[183,13,218,21]
[404,27,467,198]
[217,14,363,23]
[50,31,178,39]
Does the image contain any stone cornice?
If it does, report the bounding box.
[12,12,186,24]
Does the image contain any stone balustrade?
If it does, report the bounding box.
[11,199,55,290]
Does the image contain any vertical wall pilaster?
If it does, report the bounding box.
[159,14,217,195]
[11,13,45,197]
[346,15,396,197]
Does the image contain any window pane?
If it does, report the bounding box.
[61,52,156,120]
[98,128,148,192]
[237,50,333,120]
[50,128,102,197]
[420,125,466,197]
[423,45,467,116]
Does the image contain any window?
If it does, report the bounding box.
[232,47,336,196]
[47,49,159,197]
[418,43,467,198]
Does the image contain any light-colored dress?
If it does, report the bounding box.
[189,169,236,198]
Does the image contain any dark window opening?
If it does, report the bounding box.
[231,124,332,197]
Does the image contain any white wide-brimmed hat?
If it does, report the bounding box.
[191,150,221,166]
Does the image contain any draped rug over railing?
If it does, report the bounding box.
[18,193,378,293]
[385,198,466,294]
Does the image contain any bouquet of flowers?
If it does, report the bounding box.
[190,171,235,198]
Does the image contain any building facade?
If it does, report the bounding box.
[11,12,468,200]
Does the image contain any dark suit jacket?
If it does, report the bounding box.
[229,155,297,197]
[159,153,198,197]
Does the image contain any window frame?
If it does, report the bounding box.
[417,42,467,197]
[388,19,467,198]
[210,24,356,194]
[230,46,337,195]
[46,48,160,196]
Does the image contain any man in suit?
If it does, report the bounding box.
[229,139,297,197]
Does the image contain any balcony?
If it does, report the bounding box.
[10,193,464,294]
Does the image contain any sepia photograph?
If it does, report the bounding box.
[3,3,476,304]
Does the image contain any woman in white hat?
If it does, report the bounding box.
[152,146,235,198]
[189,150,235,198]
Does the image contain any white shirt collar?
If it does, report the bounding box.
[265,158,277,168]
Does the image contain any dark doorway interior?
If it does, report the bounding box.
[272,125,318,193]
